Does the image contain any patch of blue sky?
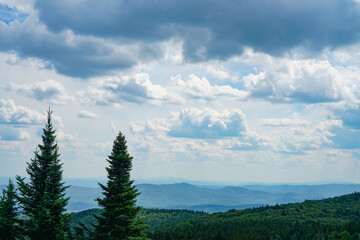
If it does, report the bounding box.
[351,150,360,160]
[0,4,28,24]
[291,103,307,113]
[224,61,259,90]
[329,127,360,150]
[336,108,360,129]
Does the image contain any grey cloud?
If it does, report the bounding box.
[78,110,98,119]
[5,80,74,104]
[35,0,360,62]
[0,17,164,78]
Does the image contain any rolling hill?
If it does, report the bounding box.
[148,192,360,239]
[70,192,360,239]
[64,183,360,212]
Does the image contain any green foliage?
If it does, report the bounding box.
[0,179,21,240]
[93,132,148,240]
[148,192,360,240]
[69,208,207,234]
[16,109,71,240]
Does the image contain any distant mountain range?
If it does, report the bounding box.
[65,183,360,213]
[2,179,360,213]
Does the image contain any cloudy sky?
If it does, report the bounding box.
[1,0,360,184]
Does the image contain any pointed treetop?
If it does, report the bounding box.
[46,107,53,127]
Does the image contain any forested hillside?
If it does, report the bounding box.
[147,192,360,239]
[69,208,207,232]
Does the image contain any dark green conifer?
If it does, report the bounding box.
[0,179,21,240]
[93,132,148,240]
[16,109,71,240]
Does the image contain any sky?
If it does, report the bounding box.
[1,0,360,184]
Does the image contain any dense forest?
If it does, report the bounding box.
[69,208,207,233]
[147,192,360,239]
[68,193,360,239]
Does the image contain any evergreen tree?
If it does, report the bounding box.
[93,132,148,240]
[0,179,21,240]
[16,109,71,240]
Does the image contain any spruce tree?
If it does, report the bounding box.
[0,179,21,240]
[16,109,71,240]
[93,132,147,240]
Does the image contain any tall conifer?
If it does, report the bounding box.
[0,179,21,240]
[93,132,147,240]
[16,109,70,240]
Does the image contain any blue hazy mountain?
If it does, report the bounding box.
[2,178,360,213]
[62,182,360,213]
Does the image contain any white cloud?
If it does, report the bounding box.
[78,110,98,119]
[0,98,44,125]
[78,73,184,105]
[259,117,310,127]
[271,119,343,154]
[56,129,87,149]
[168,107,248,138]
[3,53,20,65]
[206,64,230,79]
[57,129,78,142]
[241,49,356,104]
[223,131,270,151]
[5,79,75,104]
[130,107,270,157]
[171,74,248,101]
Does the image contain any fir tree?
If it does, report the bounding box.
[0,179,21,240]
[93,132,148,240]
[16,109,71,240]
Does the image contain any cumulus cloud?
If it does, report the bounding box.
[242,50,355,103]
[56,129,87,149]
[224,132,270,151]
[78,73,184,105]
[168,108,248,138]
[130,107,269,154]
[206,65,230,79]
[78,110,98,119]
[0,98,44,125]
[172,74,248,101]
[271,120,344,154]
[0,98,64,128]
[5,79,74,104]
